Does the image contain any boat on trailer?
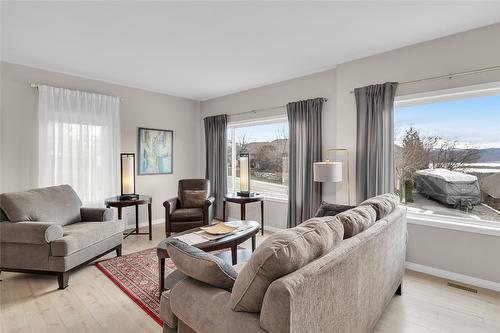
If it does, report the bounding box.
[414,168,480,209]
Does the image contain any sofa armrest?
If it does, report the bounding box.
[170,277,265,333]
[0,221,63,244]
[80,207,114,222]
[163,197,179,215]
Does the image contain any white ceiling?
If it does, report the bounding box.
[2,1,500,101]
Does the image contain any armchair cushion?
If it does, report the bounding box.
[0,185,82,225]
[166,239,238,291]
[170,208,203,222]
[81,207,114,222]
[180,190,208,209]
[0,221,63,244]
[51,220,124,256]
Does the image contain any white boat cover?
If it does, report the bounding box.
[415,168,478,182]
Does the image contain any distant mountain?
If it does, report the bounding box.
[474,148,500,163]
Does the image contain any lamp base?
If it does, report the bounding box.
[120,194,139,200]
[237,191,251,197]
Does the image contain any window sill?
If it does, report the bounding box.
[263,196,288,204]
[407,210,500,237]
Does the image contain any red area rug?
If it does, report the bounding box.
[96,247,243,326]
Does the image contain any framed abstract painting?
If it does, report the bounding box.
[138,127,173,175]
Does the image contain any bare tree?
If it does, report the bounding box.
[431,141,480,170]
[237,132,250,154]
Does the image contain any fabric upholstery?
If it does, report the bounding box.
[359,193,399,220]
[166,239,238,291]
[287,98,324,228]
[314,201,355,217]
[204,115,227,219]
[259,207,407,333]
[170,278,266,333]
[0,243,51,270]
[160,290,178,329]
[0,221,63,244]
[180,190,208,209]
[334,205,377,239]
[230,217,344,312]
[170,208,203,222]
[51,220,124,256]
[355,82,399,203]
[80,207,114,222]
[0,185,82,225]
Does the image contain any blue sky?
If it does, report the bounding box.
[395,94,500,148]
[231,121,288,143]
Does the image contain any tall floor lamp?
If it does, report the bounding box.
[313,148,351,205]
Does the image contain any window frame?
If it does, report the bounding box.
[394,81,500,234]
[227,115,289,202]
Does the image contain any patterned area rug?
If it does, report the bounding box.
[96,246,245,326]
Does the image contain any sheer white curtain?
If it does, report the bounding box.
[38,85,121,205]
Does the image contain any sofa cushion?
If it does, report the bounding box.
[359,193,399,220]
[171,208,203,222]
[166,239,238,291]
[334,205,377,239]
[180,190,208,209]
[314,201,355,217]
[230,217,344,312]
[0,185,82,225]
[50,220,124,256]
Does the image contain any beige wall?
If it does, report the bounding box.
[200,23,500,285]
[0,62,202,226]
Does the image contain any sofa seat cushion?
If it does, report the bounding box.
[359,193,399,220]
[166,239,238,291]
[50,220,124,256]
[230,217,344,312]
[171,208,203,222]
[334,205,377,239]
[0,185,82,225]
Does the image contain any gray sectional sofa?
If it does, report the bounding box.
[0,185,124,289]
[160,193,406,333]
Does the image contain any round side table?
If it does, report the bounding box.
[105,195,153,240]
[223,193,264,235]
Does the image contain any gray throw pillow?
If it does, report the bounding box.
[166,239,238,291]
[314,201,355,217]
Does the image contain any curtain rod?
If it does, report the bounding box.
[30,83,123,100]
[348,65,500,94]
[229,97,328,117]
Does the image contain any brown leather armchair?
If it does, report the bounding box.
[163,179,215,237]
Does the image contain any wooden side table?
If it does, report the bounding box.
[105,195,153,240]
[223,193,264,235]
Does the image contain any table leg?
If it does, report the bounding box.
[231,246,237,265]
[223,200,226,222]
[240,203,246,220]
[118,207,122,220]
[159,258,165,296]
[261,200,264,235]
[252,235,256,252]
[148,203,152,241]
[135,205,139,234]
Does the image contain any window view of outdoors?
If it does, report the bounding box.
[394,93,500,223]
[227,121,288,199]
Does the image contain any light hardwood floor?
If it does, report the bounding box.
[1,223,499,333]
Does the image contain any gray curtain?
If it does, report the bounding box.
[204,114,227,219]
[355,82,398,203]
[287,98,324,228]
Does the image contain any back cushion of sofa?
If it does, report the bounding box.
[334,205,377,239]
[0,185,82,225]
[359,193,399,220]
[230,217,344,313]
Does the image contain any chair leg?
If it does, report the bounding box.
[116,244,122,256]
[395,282,402,296]
[57,272,69,289]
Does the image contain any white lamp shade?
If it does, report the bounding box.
[121,154,135,195]
[314,161,342,182]
[239,155,250,192]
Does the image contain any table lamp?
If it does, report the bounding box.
[237,153,251,197]
[120,153,138,200]
[313,148,351,205]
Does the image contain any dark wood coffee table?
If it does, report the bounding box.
[156,220,259,294]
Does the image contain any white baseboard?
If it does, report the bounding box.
[405,261,500,292]
[126,218,163,229]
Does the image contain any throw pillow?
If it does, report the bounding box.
[359,193,399,220]
[180,190,207,208]
[230,218,344,312]
[314,201,355,217]
[166,239,238,291]
[334,205,377,239]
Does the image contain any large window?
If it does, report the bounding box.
[227,119,288,200]
[394,85,500,224]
